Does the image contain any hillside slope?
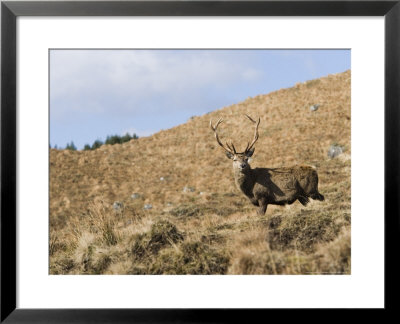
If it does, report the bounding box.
[50,70,351,275]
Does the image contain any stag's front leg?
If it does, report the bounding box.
[257,199,268,215]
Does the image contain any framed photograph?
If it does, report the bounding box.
[1,0,398,322]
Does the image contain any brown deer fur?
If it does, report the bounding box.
[211,116,324,215]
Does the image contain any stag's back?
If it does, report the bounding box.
[251,165,321,204]
[270,165,318,190]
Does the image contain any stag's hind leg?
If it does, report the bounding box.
[298,196,310,206]
[311,192,325,201]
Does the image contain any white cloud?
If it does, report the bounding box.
[50,50,263,118]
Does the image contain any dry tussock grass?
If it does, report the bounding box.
[50,70,351,274]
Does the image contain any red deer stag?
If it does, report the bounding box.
[210,115,324,215]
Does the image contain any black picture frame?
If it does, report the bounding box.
[1,0,399,322]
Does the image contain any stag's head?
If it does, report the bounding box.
[210,115,260,173]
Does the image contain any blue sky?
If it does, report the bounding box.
[50,49,350,149]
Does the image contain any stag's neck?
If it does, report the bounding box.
[233,168,255,198]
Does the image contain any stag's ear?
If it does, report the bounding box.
[226,151,234,159]
[246,147,255,157]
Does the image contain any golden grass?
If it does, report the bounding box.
[50,70,351,274]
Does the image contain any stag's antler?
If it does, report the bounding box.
[243,114,260,154]
[210,115,260,155]
[226,141,237,154]
[210,118,234,155]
